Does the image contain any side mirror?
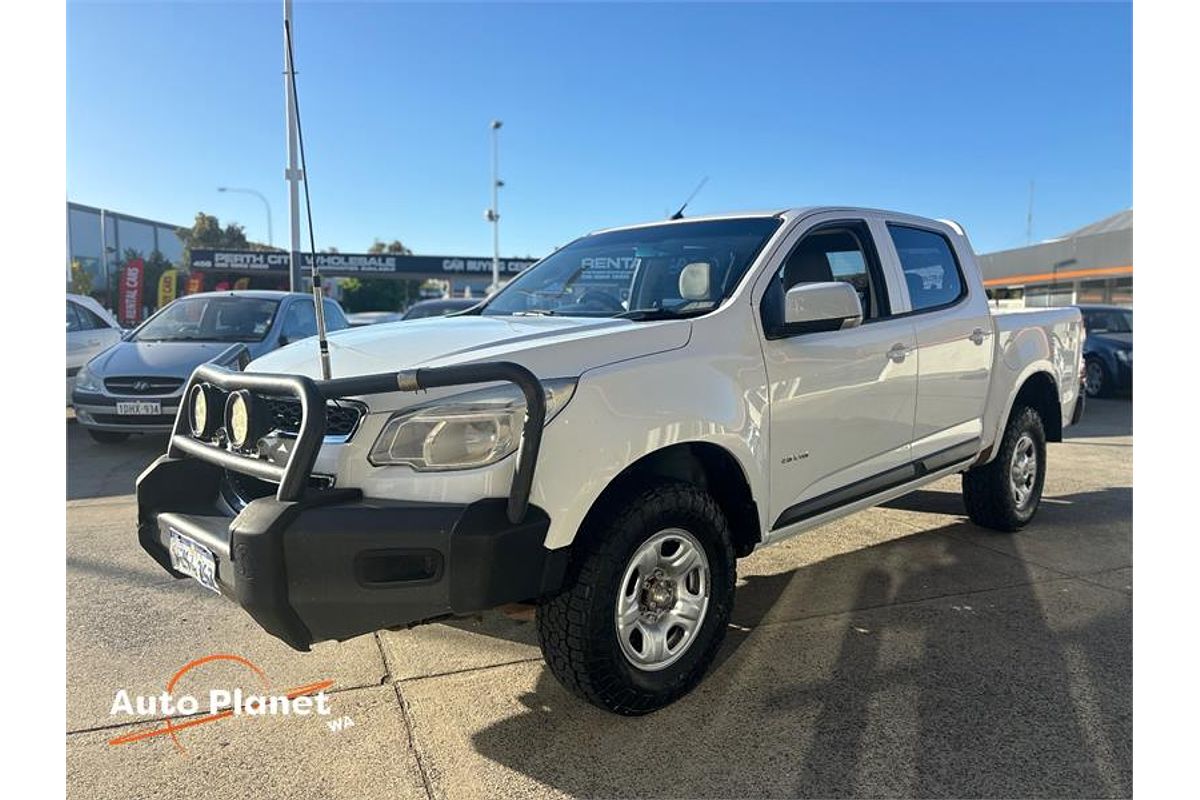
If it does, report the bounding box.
[782,281,863,334]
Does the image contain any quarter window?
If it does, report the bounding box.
[887,224,965,312]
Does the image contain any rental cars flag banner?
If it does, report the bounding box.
[119,258,144,326]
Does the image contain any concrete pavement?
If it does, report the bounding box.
[65,399,1131,798]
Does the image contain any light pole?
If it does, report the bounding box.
[217,187,274,247]
[485,119,504,294]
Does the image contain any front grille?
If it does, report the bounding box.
[105,376,184,396]
[263,397,365,439]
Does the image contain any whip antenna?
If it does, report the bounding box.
[669,176,708,220]
[284,18,332,380]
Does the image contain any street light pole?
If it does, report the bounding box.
[218,187,274,247]
[284,0,303,291]
[487,119,504,294]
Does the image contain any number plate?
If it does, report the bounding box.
[168,529,220,594]
[116,400,161,415]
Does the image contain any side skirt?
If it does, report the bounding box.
[771,439,981,532]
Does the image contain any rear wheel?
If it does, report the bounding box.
[87,430,130,444]
[962,405,1047,531]
[536,481,736,715]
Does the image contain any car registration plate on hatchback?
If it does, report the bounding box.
[168,529,220,594]
[116,400,161,415]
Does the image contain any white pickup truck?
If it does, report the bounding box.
[137,207,1085,714]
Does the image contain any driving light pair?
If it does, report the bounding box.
[368,378,576,471]
[187,384,263,449]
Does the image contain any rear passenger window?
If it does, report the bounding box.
[887,224,965,312]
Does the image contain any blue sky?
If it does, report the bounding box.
[67,1,1131,258]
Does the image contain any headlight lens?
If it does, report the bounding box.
[1116,349,1132,364]
[74,363,102,393]
[368,378,576,470]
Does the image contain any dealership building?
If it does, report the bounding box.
[66,202,186,310]
[977,209,1132,307]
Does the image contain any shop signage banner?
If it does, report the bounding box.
[189,250,537,278]
[157,269,178,308]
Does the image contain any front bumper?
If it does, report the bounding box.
[73,390,180,433]
[138,455,567,650]
[136,360,558,651]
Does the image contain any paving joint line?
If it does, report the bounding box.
[395,656,545,685]
[375,632,436,800]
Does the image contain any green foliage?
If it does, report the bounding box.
[69,259,92,296]
[338,238,422,311]
[175,211,275,271]
[367,239,412,255]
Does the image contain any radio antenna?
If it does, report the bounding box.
[669,176,708,220]
[284,17,331,380]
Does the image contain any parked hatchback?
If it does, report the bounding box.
[66,294,123,402]
[72,290,349,443]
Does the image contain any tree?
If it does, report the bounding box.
[175,211,275,271]
[69,259,92,296]
[339,238,423,312]
[368,239,412,255]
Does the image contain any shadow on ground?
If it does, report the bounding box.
[465,434,1131,799]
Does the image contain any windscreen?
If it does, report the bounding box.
[482,218,782,319]
[132,296,281,342]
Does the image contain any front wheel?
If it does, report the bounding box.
[536,481,736,715]
[962,405,1047,531]
[1084,356,1109,398]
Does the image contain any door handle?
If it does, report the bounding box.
[969,327,988,346]
[887,343,909,363]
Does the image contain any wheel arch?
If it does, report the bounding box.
[1011,370,1063,443]
[578,441,762,558]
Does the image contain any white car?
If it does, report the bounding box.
[66,294,122,403]
[137,207,1085,714]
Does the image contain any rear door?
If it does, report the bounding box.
[755,212,918,534]
[879,218,993,461]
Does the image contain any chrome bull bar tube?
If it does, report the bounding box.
[167,361,547,523]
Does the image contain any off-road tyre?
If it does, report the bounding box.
[962,405,1047,531]
[536,481,736,715]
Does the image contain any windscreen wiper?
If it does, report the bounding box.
[615,307,712,321]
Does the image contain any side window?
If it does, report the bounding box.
[761,220,890,335]
[282,300,318,341]
[887,224,965,312]
[77,305,110,330]
[67,301,83,332]
[322,299,350,332]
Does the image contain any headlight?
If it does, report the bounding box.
[1116,349,1132,364]
[368,378,576,470]
[74,363,102,393]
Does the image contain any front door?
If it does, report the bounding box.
[757,215,918,535]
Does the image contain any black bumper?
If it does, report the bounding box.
[137,455,567,651]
